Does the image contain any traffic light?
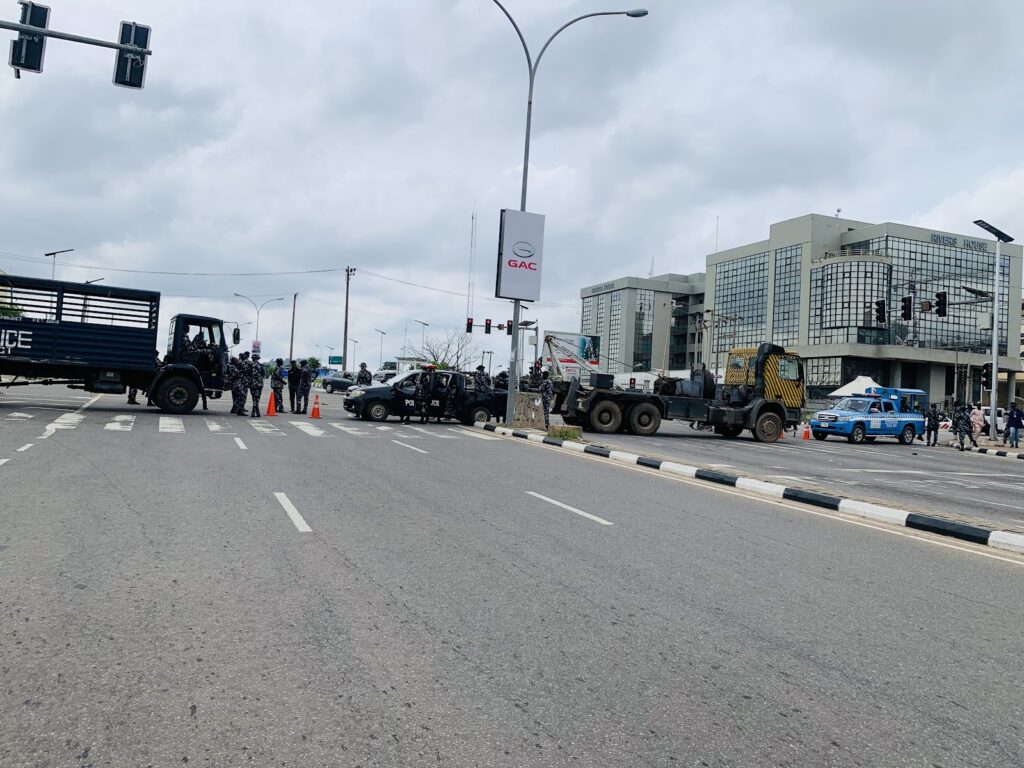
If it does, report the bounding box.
[113,21,151,89]
[900,296,913,321]
[874,300,886,324]
[506,320,513,336]
[981,362,992,390]
[935,291,948,317]
[484,319,492,334]
[9,2,50,75]
[465,317,473,333]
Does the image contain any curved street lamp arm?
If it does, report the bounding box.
[490,0,533,72]
[234,292,258,313]
[535,12,625,74]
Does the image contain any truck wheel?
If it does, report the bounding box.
[366,401,389,422]
[847,424,866,444]
[752,412,783,443]
[590,400,623,433]
[159,376,199,414]
[898,425,916,445]
[627,403,661,435]
[716,425,743,439]
[465,405,490,425]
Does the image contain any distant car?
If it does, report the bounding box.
[322,371,356,393]
[372,370,398,383]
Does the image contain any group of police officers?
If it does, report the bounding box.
[226,354,317,417]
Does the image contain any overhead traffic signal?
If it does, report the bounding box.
[935,291,948,317]
[874,300,887,324]
[981,362,993,389]
[506,320,513,336]
[112,21,151,89]
[465,317,473,333]
[484,318,492,334]
[9,2,50,75]
[900,296,913,321]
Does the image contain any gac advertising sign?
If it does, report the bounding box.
[496,209,545,302]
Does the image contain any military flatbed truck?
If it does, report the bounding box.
[552,343,805,443]
[0,274,236,414]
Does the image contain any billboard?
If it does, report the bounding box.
[495,209,545,302]
[543,331,600,378]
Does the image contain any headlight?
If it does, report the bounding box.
[347,390,365,398]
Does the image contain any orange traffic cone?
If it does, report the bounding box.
[802,423,810,440]
[309,394,321,419]
[266,390,277,416]
[778,428,784,440]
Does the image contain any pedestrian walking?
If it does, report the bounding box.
[1006,403,1023,450]
[473,365,491,393]
[925,403,941,447]
[970,402,985,442]
[356,362,373,386]
[248,353,265,417]
[232,351,250,416]
[296,360,313,414]
[127,387,139,405]
[271,358,286,413]
[539,369,554,429]
[287,360,300,412]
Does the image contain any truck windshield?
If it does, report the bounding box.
[835,398,871,412]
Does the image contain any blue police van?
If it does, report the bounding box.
[809,387,927,444]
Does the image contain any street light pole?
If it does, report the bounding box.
[491,1,648,425]
[414,320,429,351]
[234,293,284,350]
[374,329,387,368]
[44,248,74,280]
[973,219,1014,440]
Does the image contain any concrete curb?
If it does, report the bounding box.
[960,446,1024,461]
[478,422,1024,557]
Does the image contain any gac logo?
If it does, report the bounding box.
[508,241,538,270]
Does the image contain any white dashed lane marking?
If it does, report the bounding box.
[392,440,428,454]
[526,491,613,526]
[234,438,247,450]
[16,443,33,452]
[274,492,312,533]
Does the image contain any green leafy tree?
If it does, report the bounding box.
[307,356,321,370]
[0,302,23,318]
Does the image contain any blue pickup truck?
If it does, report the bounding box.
[810,387,927,444]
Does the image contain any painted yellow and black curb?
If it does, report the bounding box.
[477,422,1024,557]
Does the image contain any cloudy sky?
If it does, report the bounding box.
[2,0,1023,370]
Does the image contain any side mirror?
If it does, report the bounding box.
[232,327,241,345]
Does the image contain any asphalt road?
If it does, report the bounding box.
[1,385,1023,766]
[570,417,1024,532]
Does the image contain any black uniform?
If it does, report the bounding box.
[415,372,432,423]
[925,406,941,447]
[539,374,554,429]
[356,365,373,386]
[288,361,300,412]
[233,353,250,415]
[271,360,285,413]
[473,368,491,393]
[296,362,313,414]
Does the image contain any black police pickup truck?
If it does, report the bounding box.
[343,369,506,424]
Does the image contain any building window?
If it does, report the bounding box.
[580,296,594,335]
[607,291,623,371]
[772,245,801,346]
[632,288,654,371]
[713,252,768,352]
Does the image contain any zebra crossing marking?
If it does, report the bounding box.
[5,412,33,421]
[159,417,185,433]
[448,427,500,441]
[249,421,284,436]
[105,415,136,432]
[330,423,369,436]
[291,421,326,437]
[40,412,87,439]
[205,418,234,433]
[408,426,457,439]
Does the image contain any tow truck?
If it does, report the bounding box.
[810,387,926,444]
[0,274,236,414]
[546,335,804,443]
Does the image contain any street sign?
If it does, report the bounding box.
[251,340,261,354]
[113,21,149,89]
[328,355,343,365]
[495,209,545,302]
[9,2,49,74]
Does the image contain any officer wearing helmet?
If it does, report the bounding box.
[473,365,491,393]
[356,362,373,386]
[271,358,286,413]
[232,351,250,415]
[247,352,265,417]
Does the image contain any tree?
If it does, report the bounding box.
[410,329,480,371]
[307,356,321,370]
[0,302,22,318]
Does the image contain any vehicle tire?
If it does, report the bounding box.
[752,412,783,443]
[590,400,623,434]
[366,401,389,422]
[159,376,199,414]
[466,405,491,425]
[898,425,916,445]
[325,384,335,393]
[627,402,661,436]
[812,431,827,441]
[848,424,866,444]
[717,424,743,439]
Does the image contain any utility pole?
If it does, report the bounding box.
[343,267,355,372]
[289,293,297,362]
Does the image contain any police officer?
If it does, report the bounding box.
[288,360,300,412]
[953,403,974,451]
[296,360,313,414]
[226,355,241,414]
[233,351,250,416]
[539,369,554,429]
[473,365,491,393]
[127,387,139,405]
[356,362,373,386]
[271,358,286,413]
[925,403,941,447]
[248,352,265,417]
[415,368,433,423]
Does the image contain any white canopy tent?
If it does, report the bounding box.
[827,375,882,398]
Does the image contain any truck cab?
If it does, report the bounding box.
[810,386,926,444]
[148,314,232,412]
